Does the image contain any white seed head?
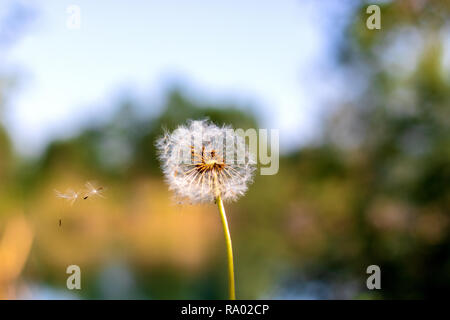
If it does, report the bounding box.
[156,119,256,203]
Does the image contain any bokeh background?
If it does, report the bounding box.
[1,0,449,299]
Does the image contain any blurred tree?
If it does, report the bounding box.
[0,79,14,190]
[311,0,450,298]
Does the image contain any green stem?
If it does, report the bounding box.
[216,194,236,300]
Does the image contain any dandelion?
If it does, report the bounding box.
[156,119,256,299]
[82,181,105,200]
[54,189,80,206]
[156,119,255,204]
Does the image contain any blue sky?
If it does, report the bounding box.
[2,0,350,155]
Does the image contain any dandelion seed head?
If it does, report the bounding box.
[156,119,256,203]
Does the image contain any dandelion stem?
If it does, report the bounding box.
[216,194,236,300]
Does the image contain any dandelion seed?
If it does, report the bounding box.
[83,181,105,200]
[156,119,256,204]
[54,189,80,206]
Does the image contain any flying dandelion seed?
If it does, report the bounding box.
[83,181,105,200]
[156,119,256,300]
[156,119,256,204]
[54,189,80,206]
